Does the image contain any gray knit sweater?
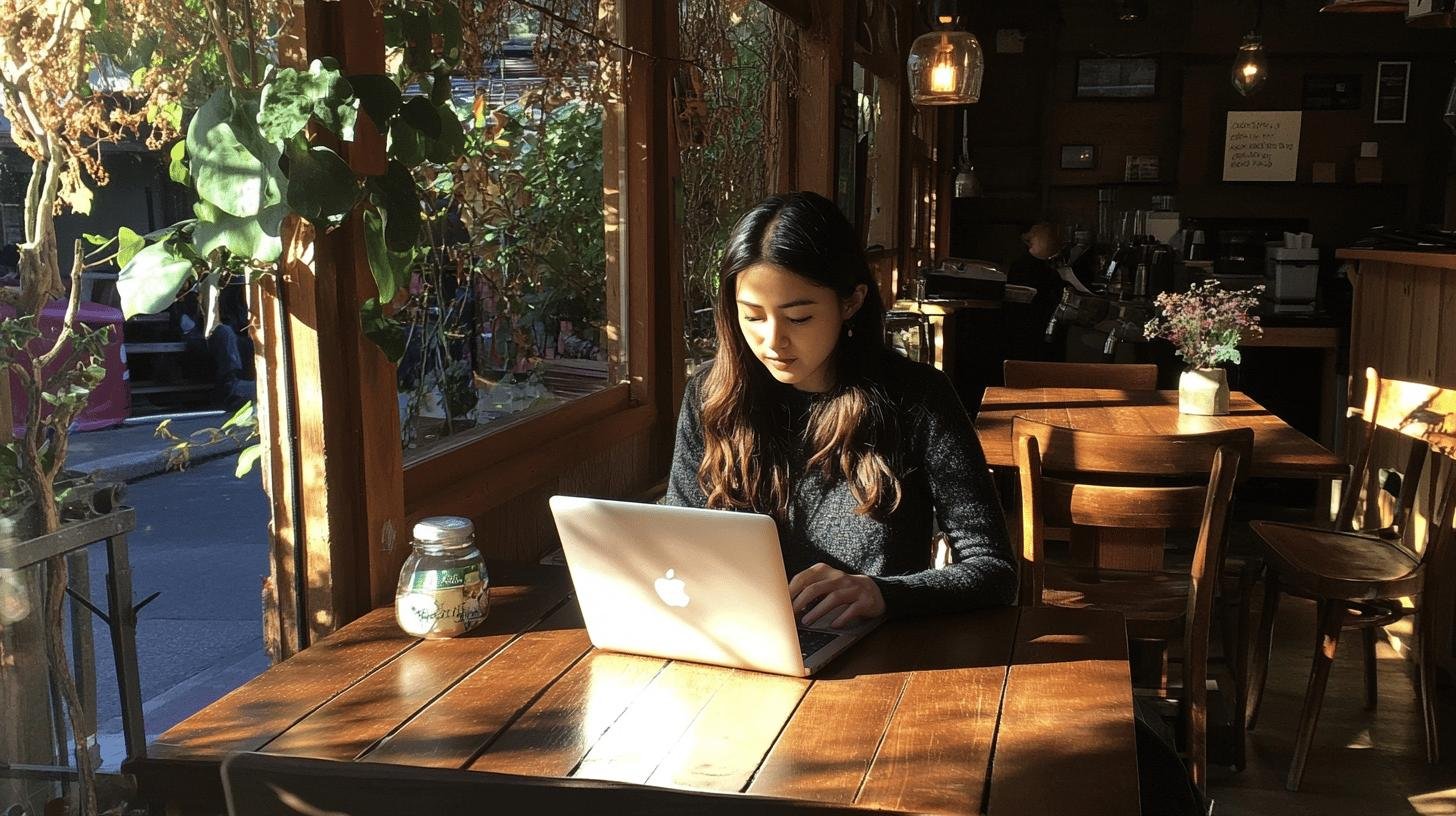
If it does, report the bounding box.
[665,351,1017,617]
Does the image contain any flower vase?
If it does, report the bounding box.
[1179,368,1229,416]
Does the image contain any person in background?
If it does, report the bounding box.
[210,284,256,413]
[1004,221,1066,363]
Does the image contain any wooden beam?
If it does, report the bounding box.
[260,0,403,650]
[625,0,683,462]
[793,3,851,196]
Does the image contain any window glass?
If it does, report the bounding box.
[400,2,624,459]
[677,0,797,368]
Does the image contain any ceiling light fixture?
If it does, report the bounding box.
[907,0,985,106]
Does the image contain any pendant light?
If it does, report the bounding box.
[1231,33,1268,96]
[954,110,981,198]
[907,0,985,106]
[1231,1,1267,97]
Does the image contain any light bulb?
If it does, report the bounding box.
[930,36,957,93]
[1231,32,1267,96]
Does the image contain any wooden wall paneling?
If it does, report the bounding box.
[1383,265,1415,382]
[1438,270,1456,389]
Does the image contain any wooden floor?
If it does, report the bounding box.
[1210,592,1456,815]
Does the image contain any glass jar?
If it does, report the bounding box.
[395,516,489,639]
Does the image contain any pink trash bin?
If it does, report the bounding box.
[3,299,130,437]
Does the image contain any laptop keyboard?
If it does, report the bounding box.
[797,628,838,660]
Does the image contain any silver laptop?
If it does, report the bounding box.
[548,495,879,677]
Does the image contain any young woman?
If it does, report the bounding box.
[665,191,1016,629]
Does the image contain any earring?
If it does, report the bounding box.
[847,325,855,338]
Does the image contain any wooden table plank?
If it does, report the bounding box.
[746,667,906,803]
[646,671,810,792]
[360,603,593,768]
[148,607,416,758]
[987,606,1139,816]
[750,607,1020,812]
[259,577,573,760]
[975,387,1344,479]
[470,650,668,777]
[571,661,736,785]
[855,606,1021,814]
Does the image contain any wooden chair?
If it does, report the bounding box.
[221,751,912,816]
[1003,360,1159,390]
[1244,367,1456,791]
[1014,417,1251,797]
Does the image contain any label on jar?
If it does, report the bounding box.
[396,565,488,638]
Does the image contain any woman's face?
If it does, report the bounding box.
[734,263,865,393]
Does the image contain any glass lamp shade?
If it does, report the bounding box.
[1231,33,1268,97]
[908,29,984,106]
[954,165,981,198]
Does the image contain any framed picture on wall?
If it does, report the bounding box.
[1075,58,1158,98]
[1374,61,1411,124]
[1059,144,1097,169]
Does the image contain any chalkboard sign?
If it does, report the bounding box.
[1223,111,1302,182]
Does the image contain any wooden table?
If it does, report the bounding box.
[976,387,1346,570]
[128,568,1138,815]
[976,387,1345,480]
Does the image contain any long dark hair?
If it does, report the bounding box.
[697,191,901,521]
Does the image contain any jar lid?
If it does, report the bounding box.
[412,516,475,546]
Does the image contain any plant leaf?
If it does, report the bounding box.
[187,88,283,219]
[117,241,193,318]
[234,443,264,478]
[258,57,357,142]
[349,74,402,135]
[283,142,360,227]
[116,226,145,268]
[400,96,441,138]
[192,200,285,262]
[371,159,422,251]
[362,208,409,303]
[360,298,406,363]
[168,139,189,185]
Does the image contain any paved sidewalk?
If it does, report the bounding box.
[67,412,249,483]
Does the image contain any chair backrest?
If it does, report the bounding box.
[1012,416,1250,648]
[221,751,909,816]
[1343,367,1456,569]
[1003,360,1158,390]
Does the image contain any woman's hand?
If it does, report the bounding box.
[788,563,886,629]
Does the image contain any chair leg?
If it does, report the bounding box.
[1286,600,1345,792]
[1246,573,1281,730]
[1362,625,1379,710]
[1417,609,1441,764]
[1184,645,1209,800]
[1231,564,1258,771]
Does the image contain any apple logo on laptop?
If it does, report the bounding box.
[654,569,690,607]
